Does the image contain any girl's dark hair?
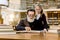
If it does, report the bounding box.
[27,9,35,14]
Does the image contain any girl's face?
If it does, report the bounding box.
[35,6,41,15]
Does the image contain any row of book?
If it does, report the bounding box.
[0,24,16,34]
[0,24,59,34]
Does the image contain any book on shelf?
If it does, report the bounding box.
[0,29,14,32]
[48,17,57,20]
[48,28,60,34]
[0,24,16,34]
[0,31,16,34]
[48,29,58,33]
[0,24,12,29]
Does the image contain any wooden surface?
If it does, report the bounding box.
[0,32,59,40]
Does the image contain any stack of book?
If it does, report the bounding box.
[48,26,60,34]
[0,24,16,34]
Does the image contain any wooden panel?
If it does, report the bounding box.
[0,32,59,40]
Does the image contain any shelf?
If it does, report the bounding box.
[46,11,60,25]
[48,18,57,20]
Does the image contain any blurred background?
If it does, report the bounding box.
[0,0,60,29]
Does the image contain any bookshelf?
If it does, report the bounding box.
[46,11,60,25]
[20,12,26,20]
[26,0,60,9]
[8,0,60,10]
[26,0,34,9]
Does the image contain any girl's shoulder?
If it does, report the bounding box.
[41,13,46,17]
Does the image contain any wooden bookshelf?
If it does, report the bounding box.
[20,12,26,20]
[26,0,60,9]
[46,11,60,25]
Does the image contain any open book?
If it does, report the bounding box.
[16,30,44,33]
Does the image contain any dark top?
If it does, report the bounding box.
[15,19,36,31]
[34,14,49,30]
[15,14,49,31]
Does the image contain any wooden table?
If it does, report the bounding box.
[0,32,59,40]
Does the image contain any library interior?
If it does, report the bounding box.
[0,0,60,40]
